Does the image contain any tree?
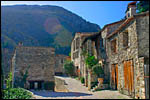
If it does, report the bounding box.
[5,72,13,89]
[69,52,71,57]
[85,54,98,69]
[137,1,149,13]
[63,61,75,76]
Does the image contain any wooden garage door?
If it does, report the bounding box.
[111,64,118,90]
[123,60,134,94]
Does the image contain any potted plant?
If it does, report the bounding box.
[92,64,104,84]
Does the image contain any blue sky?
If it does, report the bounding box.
[1,1,133,28]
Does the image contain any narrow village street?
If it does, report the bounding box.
[30,76,132,99]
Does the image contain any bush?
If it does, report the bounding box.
[5,72,13,89]
[2,88,32,99]
[63,61,75,76]
[80,77,85,84]
[92,64,104,77]
[85,54,98,69]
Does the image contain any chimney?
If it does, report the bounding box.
[18,42,23,46]
[126,1,137,18]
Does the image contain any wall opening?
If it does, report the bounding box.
[29,81,44,90]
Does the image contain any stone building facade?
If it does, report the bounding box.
[71,32,97,78]
[71,32,107,90]
[11,45,55,90]
[101,2,149,99]
[54,54,67,76]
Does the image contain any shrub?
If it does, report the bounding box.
[92,64,104,77]
[80,77,85,84]
[85,54,98,69]
[5,72,13,89]
[63,61,75,76]
[2,88,32,99]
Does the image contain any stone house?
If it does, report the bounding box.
[101,2,149,99]
[71,32,106,90]
[11,43,55,90]
[71,32,96,78]
[54,54,67,76]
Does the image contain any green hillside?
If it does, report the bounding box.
[1,5,100,75]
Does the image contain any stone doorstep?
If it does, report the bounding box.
[97,84,109,90]
[90,84,109,92]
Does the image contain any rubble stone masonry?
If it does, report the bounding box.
[106,12,149,99]
[12,46,55,90]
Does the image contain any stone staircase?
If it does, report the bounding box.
[91,82,109,92]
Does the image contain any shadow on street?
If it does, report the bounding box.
[30,90,92,97]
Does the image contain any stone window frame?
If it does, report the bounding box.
[110,38,117,54]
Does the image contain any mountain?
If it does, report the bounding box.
[1,5,101,75]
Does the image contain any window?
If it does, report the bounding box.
[111,39,117,53]
[123,31,129,47]
[73,40,76,51]
[73,51,79,59]
[76,51,79,58]
[128,13,130,17]
[76,37,80,49]
[60,59,63,64]
[100,39,103,47]
[73,53,75,59]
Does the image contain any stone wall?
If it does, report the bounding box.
[117,20,139,98]
[12,46,55,90]
[106,33,119,89]
[71,33,82,77]
[106,14,149,99]
[54,76,69,92]
[136,15,149,58]
[55,54,66,75]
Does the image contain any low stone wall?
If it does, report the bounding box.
[54,76,69,92]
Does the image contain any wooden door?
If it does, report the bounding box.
[111,64,115,89]
[116,64,118,89]
[111,64,118,90]
[123,60,134,94]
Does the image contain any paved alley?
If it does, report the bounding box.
[30,76,132,99]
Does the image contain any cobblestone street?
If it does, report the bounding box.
[30,76,132,99]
